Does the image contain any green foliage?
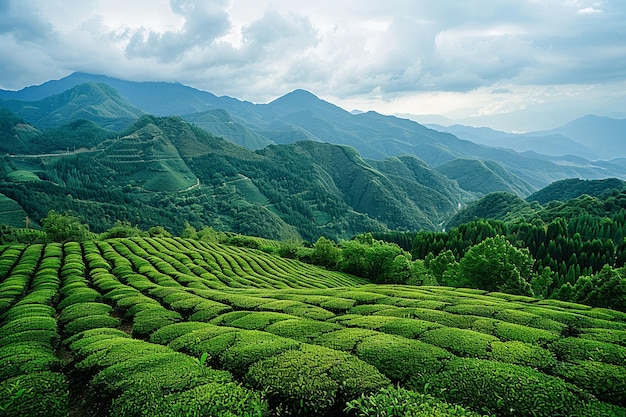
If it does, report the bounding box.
[420,327,499,358]
[245,344,391,416]
[63,314,121,335]
[0,371,68,417]
[355,333,451,382]
[411,357,590,417]
[345,386,487,417]
[456,236,534,295]
[554,360,626,406]
[41,210,92,243]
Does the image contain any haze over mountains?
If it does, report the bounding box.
[1,72,625,239]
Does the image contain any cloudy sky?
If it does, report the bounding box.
[1,0,625,131]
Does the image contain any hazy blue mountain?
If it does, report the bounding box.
[427,123,598,160]
[0,83,143,130]
[535,115,626,160]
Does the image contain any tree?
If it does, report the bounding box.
[312,237,341,269]
[339,233,411,283]
[41,210,91,243]
[457,235,534,296]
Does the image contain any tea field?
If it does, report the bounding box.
[1,237,626,416]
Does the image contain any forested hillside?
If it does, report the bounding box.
[0,113,471,241]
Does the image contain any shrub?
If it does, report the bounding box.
[0,344,62,379]
[420,327,499,358]
[314,328,379,351]
[217,330,301,377]
[355,333,451,382]
[139,382,269,417]
[580,328,626,347]
[188,305,233,322]
[0,371,68,417]
[245,344,391,416]
[1,304,55,320]
[345,386,487,417]
[0,329,60,347]
[59,302,113,323]
[63,315,121,335]
[75,338,172,370]
[471,318,559,344]
[410,357,591,417]
[132,307,182,337]
[494,309,567,333]
[227,311,297,330]
[549,337,626,365]
[56,289,101,310]
[554,360,626,405]
[489,341,556,369]
[264,318,342,342]
[149,322,212,345]
[0,316,57,338]
[168,325,239,353]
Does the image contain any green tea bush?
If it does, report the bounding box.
[345,386,487,417]
[210,311,253,326]
[58,302,113,323]
[217,330,301,377]
[188,304,234,322]
[0,329,60,347]
[264,318,342,341]
[554,360,626,405]
[314,327,379,351]
[149,322,212,345]
[0,316,57,338]
[356,333,451,382]
[471,318,559,344]
[67,329,130,351]
[494,309,568,332]
[0,304,55,320]
[349,304,400,315]
[443,303,501,318]
[135,381,269,417]
[489,341,556,369]
[420,327,499,358]
[56,289,101,310]
[411,357,590,417]
[0,344,62,379]
[580,328,626,346]
[245,344,390,416]
[0,371,68,417]
[227,311,297,330]
[75,338,172,370]
[168,325,238,353]
[63,314,121,335]
[549,337,626,365]
[132,307,182,337]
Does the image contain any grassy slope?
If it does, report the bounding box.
[1,237,625,416]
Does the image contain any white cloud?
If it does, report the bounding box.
[0,0,625,130]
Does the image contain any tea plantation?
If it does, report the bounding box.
[1,237,626,416]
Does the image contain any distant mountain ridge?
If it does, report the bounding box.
[2,72,626,196]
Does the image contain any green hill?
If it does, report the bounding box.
[0,236,624,417]
[446,192,540,228]
[435,158,536,196]
[0,83,144,130]
[0,115,473,240]
[527,178,626,204]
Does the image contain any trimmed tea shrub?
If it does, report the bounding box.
[264,318,342,342]
[554,360,626,405]
[314,327,379,351]
[489,341,556,369]
[63,315,121,335]
[58,302,113,323]
[0,371,68,417]
[356,333,451,382]
[132,307,182,337]
[245,344,391,416]
[345,386,487,417]
[411,357,591,417]
[420,327,499,358]
[548,337,626,365]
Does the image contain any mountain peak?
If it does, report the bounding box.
[266,89,349,117]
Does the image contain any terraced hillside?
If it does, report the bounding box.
[1,237,625,417]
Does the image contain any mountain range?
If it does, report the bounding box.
[1,73,625,239]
